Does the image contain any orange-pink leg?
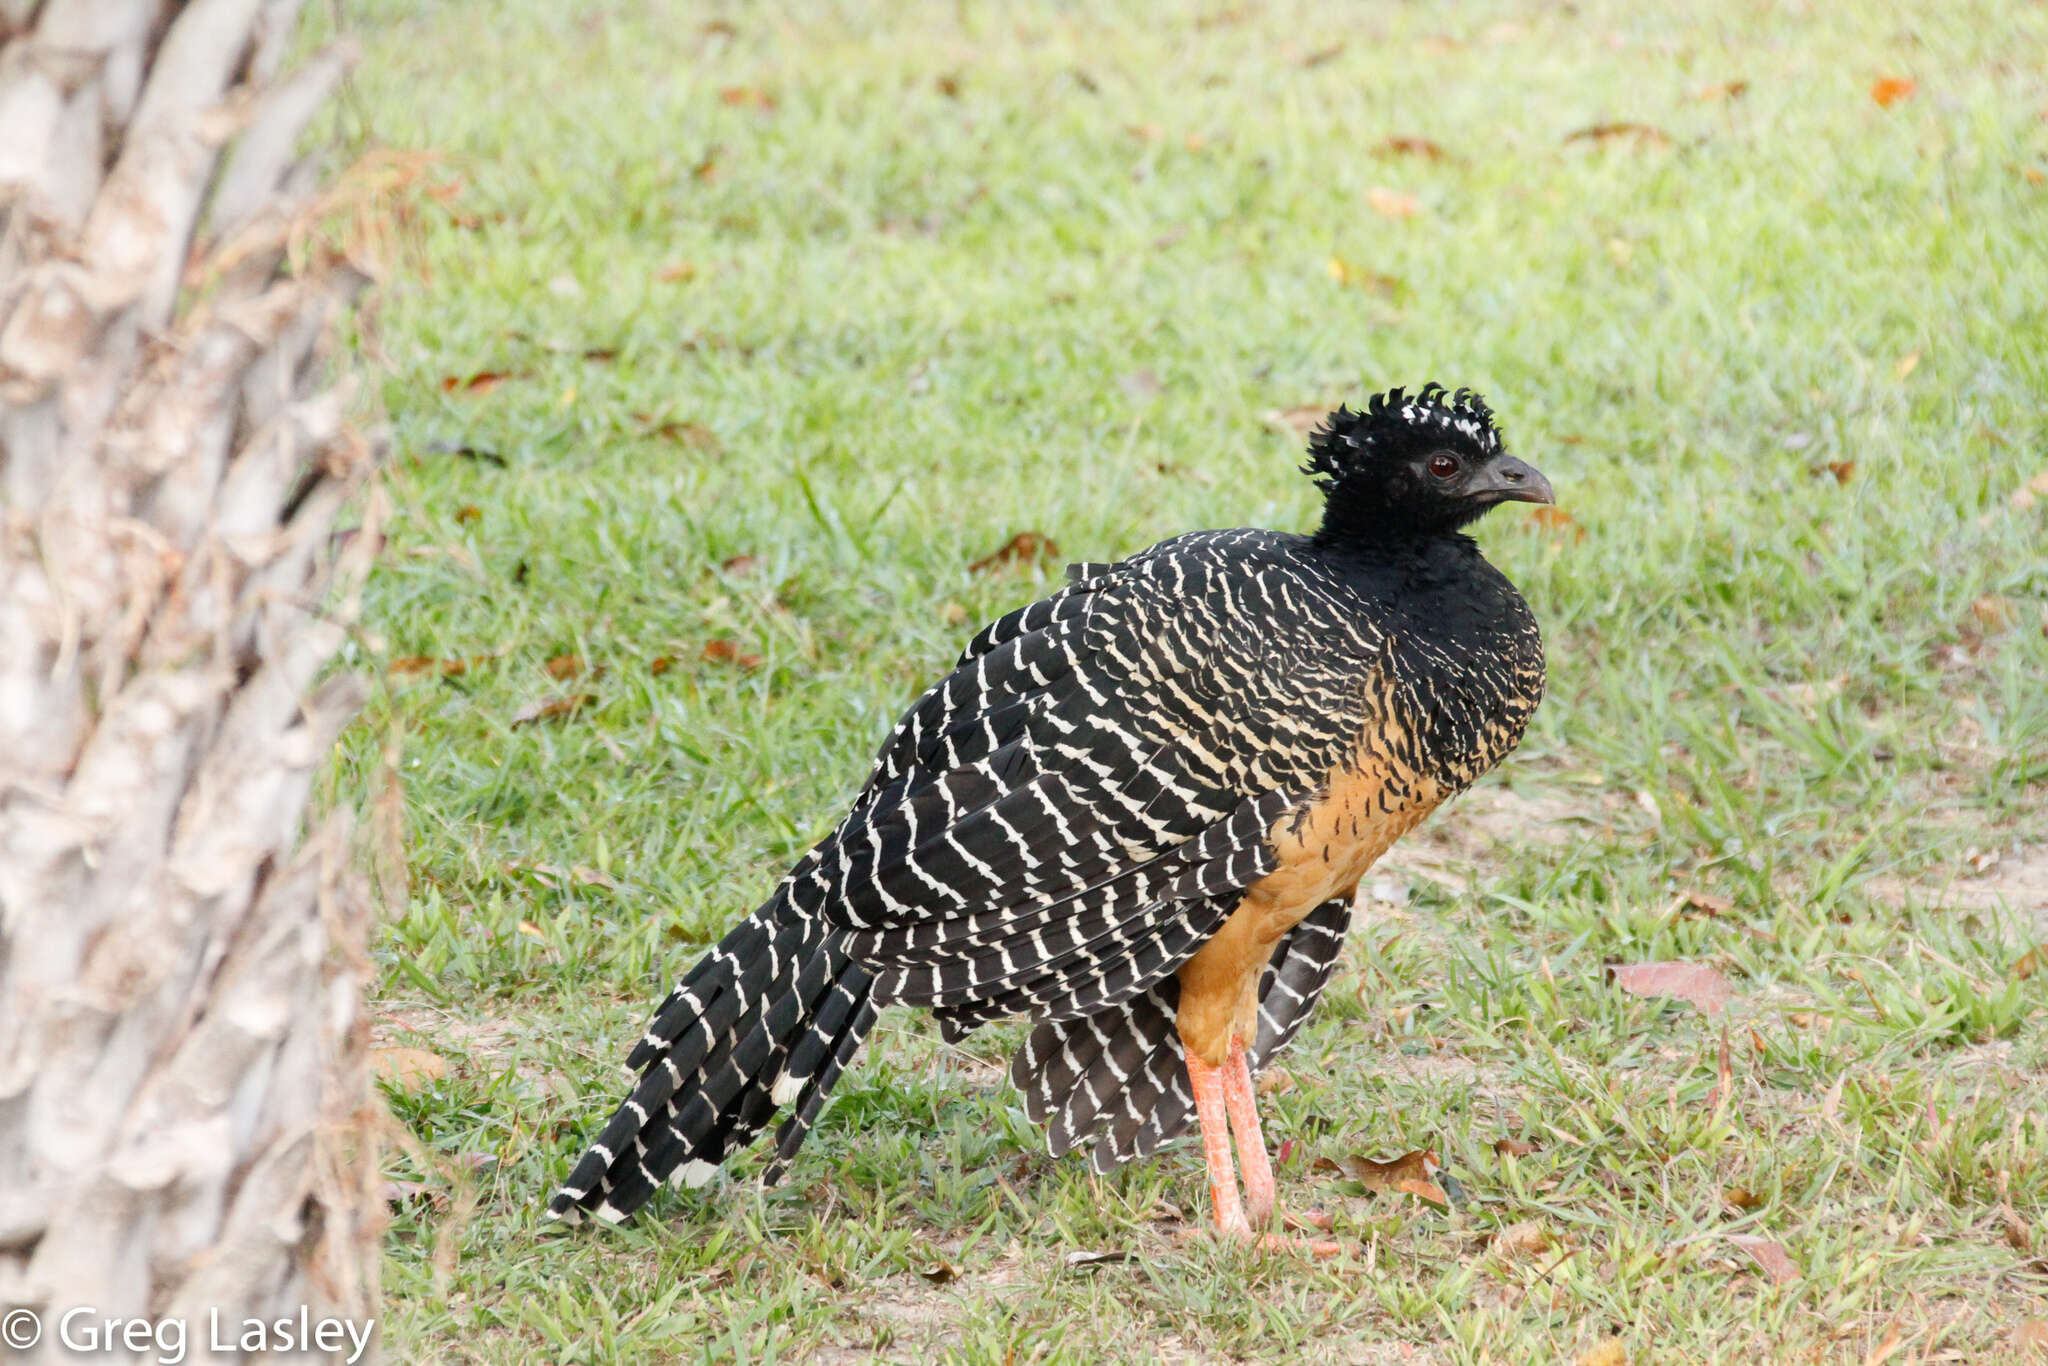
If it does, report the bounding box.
[1222,1036,1276,1227]
[1186,1043,1342,1256]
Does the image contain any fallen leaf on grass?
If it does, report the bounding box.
[1127,122,1164,142]
[511,693,595,727]
[718,86,776,111]
[1318,1148,1455,1207]
[1366,186,1421,218]
[1256,1066,1296,1096]
[1727,1234,1800,1285]
[1610,960,1732,1017]
[2000,1204,2033,1253]
[1574,1336,1628,1366]
[720,553,759,575]
[2026,167,2046,187]
[1972,594,2016,633]
[441,370,515,395]
[1528,505,1586,541]
[1491,1220,1553,1259]
[970,531,1060,574]
[371,1046,449,1092]
[631,415,723,452]
[545,653,583,679]
[1724,1184,1764,1211]
[455,504,482,525]
[389,654,493,679]
[1871,76,1917,108]
[1895,350,1921,380]
[2009,1321,2048,1354]
[1375,136,1447,160]
[1326,258,1402,295]
[656,262,697,283]
[918,1260,958,1285]
[1565,122,1671,147]
[1694,80,1750,102]
[701,640,764,669]
[1064,1249,1135,1268]
[1494,1136,1539,1158]
[1681,889,1734,916]
[1266,404,1334,435]
[2014,946,2043,981]
[1299,43,1344,68]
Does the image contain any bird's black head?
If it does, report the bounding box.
[1303,383,1553,545]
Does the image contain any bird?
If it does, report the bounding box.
[547,382,1551,1251]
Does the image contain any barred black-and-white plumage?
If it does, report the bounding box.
[548,383,1548,1226]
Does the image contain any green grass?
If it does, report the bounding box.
[314,0,2048,1360]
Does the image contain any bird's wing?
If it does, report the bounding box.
[793,530,1380,1025]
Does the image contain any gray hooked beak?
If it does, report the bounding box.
[1473,455,1554,506]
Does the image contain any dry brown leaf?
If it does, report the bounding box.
[545,653,582,679]
[2015,946,2043,981]
[390,654,493,679]
[1266,403,1334,435]
[650,655,674,675]
[1724,1184,1764,1210]
[1127,122,1164,142]
[1256,1066,1296,1096]
[935,73,961,98]
[1325,258,1402,295]
[970,531,1060,574]
[693,152,720,182]
[371,1046,449,1092]
[1863,1324,1905,1366]
[1694,80,1750,102]
[657,262,697,283]
[1574,1338,1628,1366]
[2000,1204,2034,1252]
[1299,43,1344,68]
[720,553,759,575]
[1972,594,2016,633]
[1565,122,1672,147]
[442,370,513,394]
[1727,1233,1800,1285]
[719,86,776,111]
[1328,1148,1452,1207]
[1494,1136,1539,1158]
[1894,350,1922,380]
[1871,76,1917,108]
[700,639,764,669]
[1529,505,1587,541]
[633,414,723,452]
[511,693,595,727]
[1064,1249,1134,1268]
[1376,136,1447,160]
[1366,186,1421,218]
[455,504,481,525]
[941,601,970,627]
[918,1260,958,1284]
[1610,960,1733,1017]
[1491,1220,1552,1259]
[2010,1321,2048,1355]
[1683,889,1734,916]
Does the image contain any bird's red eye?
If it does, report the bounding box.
[1428,453,1460,479]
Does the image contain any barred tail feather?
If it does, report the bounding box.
[547,895,876,1224]
[1008,895,1354,1175]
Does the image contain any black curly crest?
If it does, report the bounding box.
[1302,382,1503,494]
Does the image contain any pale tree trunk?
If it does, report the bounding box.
[0,2,384,1362]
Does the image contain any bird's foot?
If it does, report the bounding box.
[1199,1207,1345,1257]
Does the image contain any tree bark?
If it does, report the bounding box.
[0,2,382,1361]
